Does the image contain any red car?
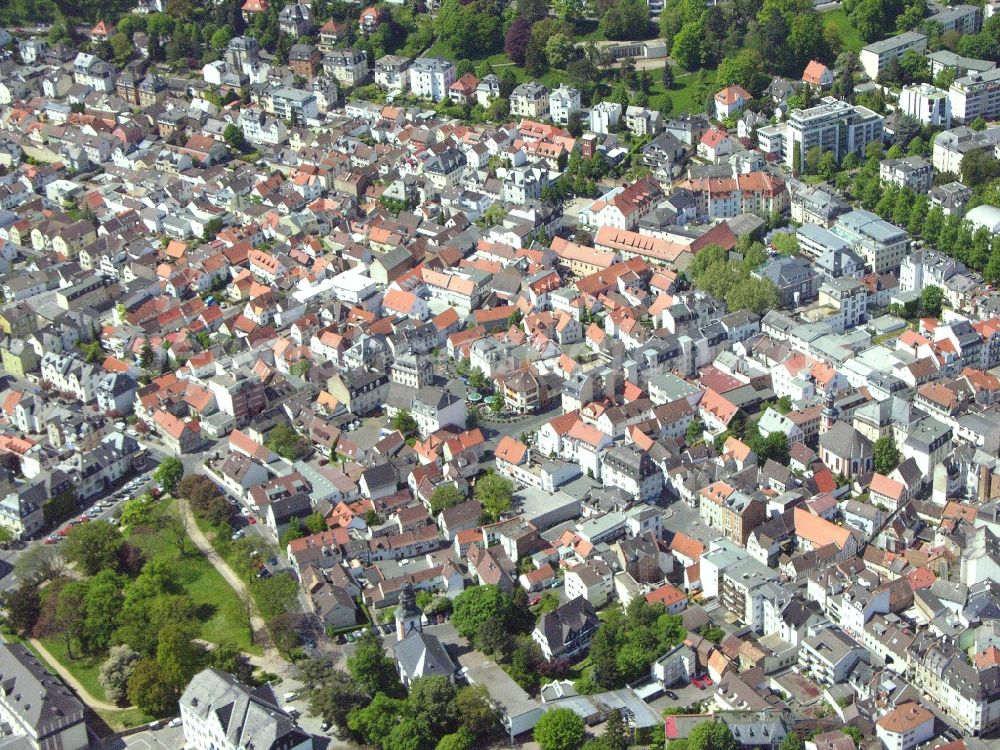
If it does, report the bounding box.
[247,517,257,525]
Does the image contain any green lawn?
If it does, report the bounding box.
[822,9,864,54]
[96,707,157,732]
[127,500,254,651]
[649,68,715,115]
[423,41,571,87]
[24,500,256,712]
[35,636,107,702]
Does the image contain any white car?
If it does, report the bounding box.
[240,508,251,517]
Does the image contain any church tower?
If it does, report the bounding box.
[820,390,837,435]
[395,584,421,641]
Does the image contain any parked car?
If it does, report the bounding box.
[664,690,678,700]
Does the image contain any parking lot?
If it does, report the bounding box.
[648,676,716,715]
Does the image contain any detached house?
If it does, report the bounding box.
[533,596,600,661]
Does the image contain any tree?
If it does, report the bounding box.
[347,630,400,697]
[120,494,157,528]
[109,32,133,61]
[304,511,326,535]
[83,570,124,653]
[605,709,629,750]
[545,32,576,69]
[16,544,67,584]
[818,151,838,181]
[534,708,586,750]
[686,418,703,445]
[726,277,780,316]
[505,18,532,65]
[154,457,184,494]
[157,621,207,689]
[267,422,310,460]
[430,484,465,516]
[127,660,179,716]
[841,726,863,748]
[408,676,458,735]
[873,436,899,475]
[54,580,89,659]
[211,25,233,51]
[300,663,369,729]
[688,720,737,750]
[921,284,944,317]
[437,729,475,750]
[223,122,251,155]
[64,521,126,576]
[3,582,40,636]
[716,48,769,97]
[600,0,649,40]
[961,148,1000,186]
[779,733,805,750]
[100,645,141,705]
[454,684,500,736]
[452,585,505,638]
[474,473,513,521]
[140,336,155,370]
[43,489,78,526]
[700,624,725,644]
[348,692,406,744]
[671,22,703,70]
[553,0,586,23]
[391,409,418,436]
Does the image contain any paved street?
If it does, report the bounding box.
[102,725,185,750]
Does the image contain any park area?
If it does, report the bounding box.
[4,483,262,729]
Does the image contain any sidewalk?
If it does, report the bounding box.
[28,638,124,712]
[176,498,286,672]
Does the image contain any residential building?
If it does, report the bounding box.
[409,57,457,101]
[880,156,933,193]
[785,98,884,171]
[859,32,928,80]
[532,596,600,661]
[180,668,313,750]
[898,83,951,127]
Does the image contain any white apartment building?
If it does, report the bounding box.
[859,32,927,80]
[875,703,935,750]
[879,156,933,193]
[0,644,88,750]
[409,57,457,101]
[374,54,410,94]
[589,101,623,134]
[930,4,982,34]
[817,278,868,333]
[933,124,1000,173]
[785,97,884,171]
[832,209,910,273]
[269,88,319,125]
[549,84,581,125]
[950,66,1000,123]
[180,669,313,750]
[898,83,951,127]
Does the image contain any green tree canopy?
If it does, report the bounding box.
[63,521,127,576]
[154,457,184,494]
[534,708,586,750]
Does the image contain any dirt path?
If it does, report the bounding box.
[28,638,125,712]
[176,499,286,671]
